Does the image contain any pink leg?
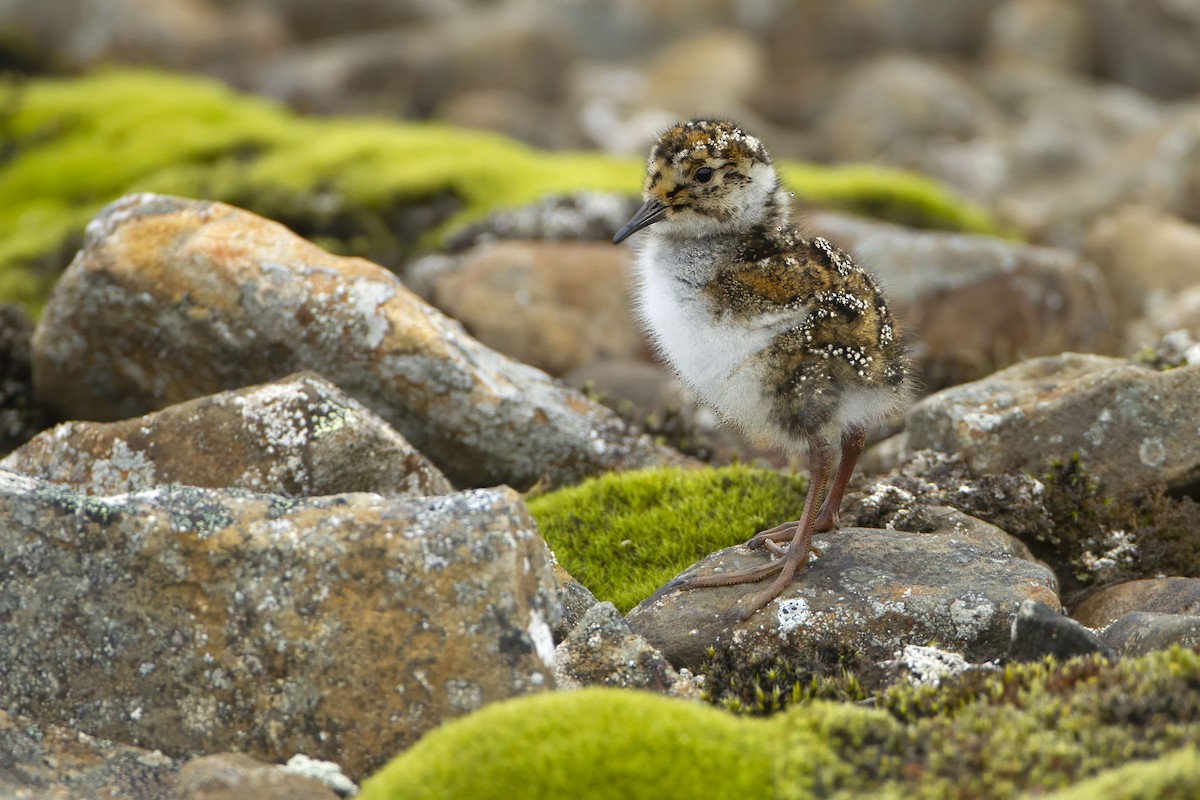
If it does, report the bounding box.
[812,425,866,532]
[674,436,835,620]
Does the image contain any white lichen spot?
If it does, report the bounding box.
[1084,408,1112,448]
[283,755,359,797]
[529,609,556,668]
[349,278,396,349]
[949,593,995,640]
[886,644,970,688]
[1138,437,1167,468]
[775,597,812,635]
[1079,529,1138,573]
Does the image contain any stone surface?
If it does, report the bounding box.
[177,753,341,800]
[1089,0,1200,99]
[625,527,1060,671]
[1006,599,1111,662]
[1073,578,1200,629]
[906,353,1200,496]
[2,371,452,497]
[0,709,180,800]
[1084,206,1200,328]
[426,240,642,376]
[983,0,1092,73]
[1100,611,1200,656]
[552,562,599,642]
[32,194,686,490]
[809,212,1118,389]
[554,601,689,695]
[0,469,560,778]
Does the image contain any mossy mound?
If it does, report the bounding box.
[526,465,810,613]
[360,649,1200,799]
[1,69,1005,312]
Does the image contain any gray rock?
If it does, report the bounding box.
[32,194,687,490]
[0,469,560,778]
[177,753,341,800]
[625,526,1060,671]
[1100,611,1200,656]
[1006,599,1112,662]
[1073,577,1200,629]
[1,371,452,497]
[551,562,600,642]
[1088,0,1200,99]
[554,601,689,695]
[0,708,180,800]
[906,353,1200,496]
[983,0,1093,73]
[809,212,1117,390]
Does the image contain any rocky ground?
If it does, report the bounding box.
[2,0,1200,798]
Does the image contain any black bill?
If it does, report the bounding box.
[612,198,668,244]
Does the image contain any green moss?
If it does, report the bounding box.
[361,650,1200,798]
[526,465,809,613]
[1,69,1006,312]
[358,688,783,800]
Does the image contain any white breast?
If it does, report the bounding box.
[631,237,808,449]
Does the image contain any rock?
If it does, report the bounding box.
[882,644,978,687]
[886,504,1043,566]
[1,371,452,497]
[425,241,643,376]
[809,212,1118,389]
[1126,291,1200,354]
[906,353,1200,496]
[437,192,639,255]
[1088,0,1200,99]
[0,708,180,800]
[0,469,560,777]
[1100,612,1200,656]
[32,194,686,490]
[815,55,1005,166]
[626,527,1060,671]
[554,601,692,696]
[1006,599,1112,662]
[177,754,341,800]
[0,303,50,456]
[551,562,599,642]
[1073,578,1200,629]
[1084,206,1200,331]
[983,0,1092,73]
[848,449,1053,543]
[999,107,1200,249]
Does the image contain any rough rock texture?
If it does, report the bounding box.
[554,601,691,696]
[1073,577,1200,629]
[551,562,599,642]
[1100,612,1200,656]
[906,353,1200,496]
[0,469,560,778]
[176,754,342,800]
[626,527,1060,671]
[31,194,686,489]
[1089,0,1200,99]
[809,212,1118,388]
[0,709,180,800]
[425,240,643,376]
[1006,599,1112,662]
[1,371,452,497]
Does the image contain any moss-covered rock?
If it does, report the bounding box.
[526,465,810,613]
[360,648,1200,799]
[0,70,1005,312]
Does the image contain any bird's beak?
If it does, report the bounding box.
[613,198,667,244]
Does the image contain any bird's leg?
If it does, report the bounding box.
[673,436,835,620]
[812,425,866,533]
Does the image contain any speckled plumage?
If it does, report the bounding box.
[614,119,913,619]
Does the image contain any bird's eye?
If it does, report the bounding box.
[694,167,714,184]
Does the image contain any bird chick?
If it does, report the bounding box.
[614,119,913,620]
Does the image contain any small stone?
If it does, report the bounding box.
[1099,611,1200,656]
[1073,577,1200,629]
[554,602,690,696]
[1006,599,1112,663]
[178,753,341,800]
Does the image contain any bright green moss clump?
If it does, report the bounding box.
[360,649,1200,799]
[1,69,1004,312]
[526,465,809,613]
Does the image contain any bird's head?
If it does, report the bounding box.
[613,119,780,244]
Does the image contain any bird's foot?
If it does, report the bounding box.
[746,517,834,550]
